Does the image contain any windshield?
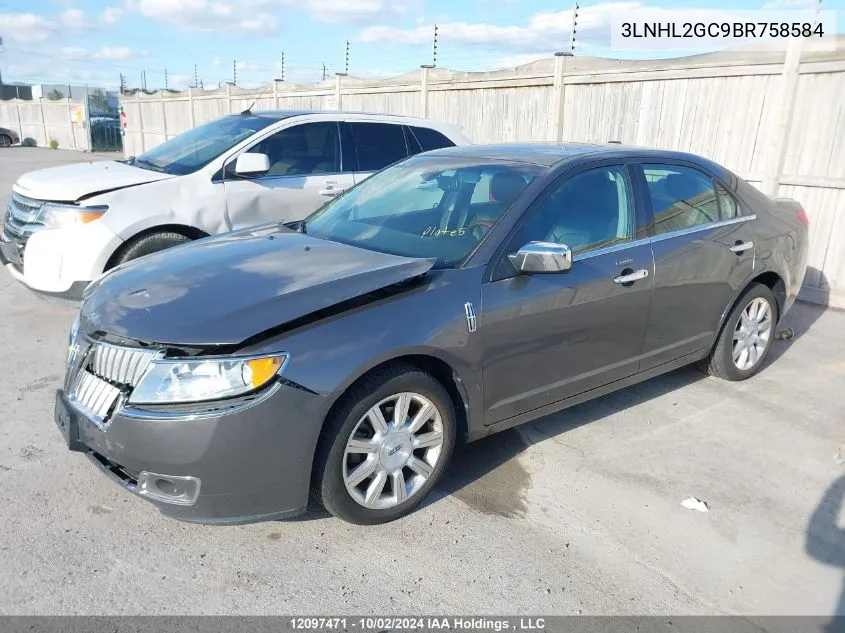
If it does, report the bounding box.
[132,114,278,176]
[304,155,542,267]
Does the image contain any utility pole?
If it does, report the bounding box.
[568,1,580,54]
[193,64,199,88]
[164,68,168,90]
[322,63,327,81]
[433,24,438,67]
[141,70,147,91]
[280,51,285,82]
[345,40,349,75]
[233,59,237,86]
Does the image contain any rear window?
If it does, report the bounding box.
[349,122,409,171]
[409,126,455,152]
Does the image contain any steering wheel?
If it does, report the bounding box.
[467,219,495,240]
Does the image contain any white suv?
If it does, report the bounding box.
[1,111,469,301]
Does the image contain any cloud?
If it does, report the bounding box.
[60,46,89,60]
[129,0,281,35]
[359,2,641,52]
[99,6,123,24]
[0,8,118,43]
[0,12,56,42]
[92,46,140,60]
[297,0,410,24]
[126,0,412,35]
[60,8,92,29]
[236,60,267,71]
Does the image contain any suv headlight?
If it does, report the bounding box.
[129,354,288,405]
[38,203,107,229]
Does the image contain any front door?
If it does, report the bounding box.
[481,164,654,424]
[223,121,354,230]
[636,162,757,370]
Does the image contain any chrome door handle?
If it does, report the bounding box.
[730,241,754,253]
[319,181,345,197]
[613,269,649,284]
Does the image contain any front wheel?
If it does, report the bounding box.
[313,366,456,524]
[703,283,777,381]
[0,134,12,148]
[113,231,192,266]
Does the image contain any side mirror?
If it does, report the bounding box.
[508,241,572,274]
[234,152,270,176]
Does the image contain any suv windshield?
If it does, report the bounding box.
[304,155,542,267]
[131,114,278,176]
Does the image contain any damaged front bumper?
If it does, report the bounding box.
[53,380,331,525]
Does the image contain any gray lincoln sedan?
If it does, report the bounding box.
[55,144,809,525]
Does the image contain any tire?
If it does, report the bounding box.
[702,283,777,381]
[313,365,456,524]
[113,231,192,266]
[0,134,12,148]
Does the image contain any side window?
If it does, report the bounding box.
[349,122,409,172]
[408,126,455,153]
[643,164,719,235]
[517,166,634,256]
[717,183,742,219]
[244,122,340,177]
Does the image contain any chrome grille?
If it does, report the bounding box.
[10,193,43,222]
[91,342,158,386]
[65,337,161,427]
[69,371,122,425]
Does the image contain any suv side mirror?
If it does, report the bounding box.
[234,152,270,176]
[508,241,572,274]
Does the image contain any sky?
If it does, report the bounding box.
[0,0,842,90]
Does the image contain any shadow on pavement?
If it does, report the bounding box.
[807,474,845,630]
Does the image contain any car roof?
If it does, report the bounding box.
[251,109,428,121]
[424,142,726,173]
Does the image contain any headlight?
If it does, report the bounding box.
[67,312,81,362]
[38,202,107,229]
[128,354,288,405]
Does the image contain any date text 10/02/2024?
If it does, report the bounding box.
[289,617,547,630]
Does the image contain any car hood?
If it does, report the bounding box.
[79,226,435,347]
[13,160,174,202]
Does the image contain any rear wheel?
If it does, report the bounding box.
[113,231,192,266]
[313,365,456,524]
[703,283,777,381]
[0,134,12,148]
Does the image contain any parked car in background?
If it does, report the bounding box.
[54,144,808,525]
[1,110,469,301]
[0,127,20,147]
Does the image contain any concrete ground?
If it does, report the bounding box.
[0,147,843,616]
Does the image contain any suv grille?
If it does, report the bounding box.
[2,193,46,267]
[66,336,160,428]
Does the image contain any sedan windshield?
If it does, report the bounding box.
[304,155,542,267]
[131,114,278,176]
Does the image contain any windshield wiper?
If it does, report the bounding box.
[133,158,165,173]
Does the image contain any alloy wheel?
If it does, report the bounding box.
[343,392,444,510]
[732,297,773,371]
[0,135,11,148]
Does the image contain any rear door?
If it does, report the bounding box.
[345,122,411,184]
[635,162,757,370]
[480,162,654,424]
[222,121,355,230]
